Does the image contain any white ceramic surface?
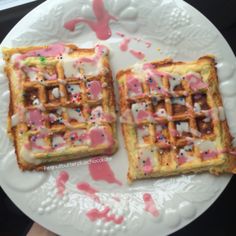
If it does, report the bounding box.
[0,0,236,235]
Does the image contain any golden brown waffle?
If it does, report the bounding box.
[3,43,118,170]
[117,56,236,182]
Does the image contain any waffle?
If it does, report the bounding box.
[117,56,236,182]
[3,43,118,170]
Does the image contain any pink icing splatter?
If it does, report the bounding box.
[120,38,131,51]
[86,207,124,224]
[143,193,159,217]
[185,73,208,91]
[76,45,108,66]
[137,110,149,121]
[143,63,170,78]
[64,0,117,40]
[143,158,153,174]
[88,156,122,186]
[116,32,152,51]
[23,66,39,73]
[28,109,44,127]
[89,128,106,147]
[56,171,69,196]
[87,81,102,99]
[129,49,145,60]
[127,76,142,95]
[76,182,100,203]
[16,43,65,61]
[201,150,218,160]
[177,156,188,165]
[70,131,88,144]
[44,73,57,81]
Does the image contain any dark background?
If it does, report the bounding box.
[0,0,236,235]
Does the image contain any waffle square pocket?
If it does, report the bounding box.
[3,43,118,170]
[117,56,236,182]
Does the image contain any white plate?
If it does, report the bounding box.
[0,0,236,235]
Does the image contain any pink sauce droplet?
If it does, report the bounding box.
[89,128,106,147]
[143,193,159,217]
[76,182,100,203]
[120,38,131,51]
[129,49,145,60]
[64,0,117,40]
[86,207,124,224]
[88,156,122,186]
[201,150,218,160]
[137,110,149,121]
[177,156,188,165]
[28,109,43,127]
[56,171,69,196]
[44,73,57,81]
[87,81,102,99]
[127,77,142,95]
[143,158,153,174]
[185,74,208,91]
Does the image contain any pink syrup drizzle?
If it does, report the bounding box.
[185,73,208,91]
[201,150,218,160]
[76,44,108,66]
[28,109,44,127]
[89,128,107,147]
[143,63,170,77]
[88,156,122,186]
[127,76,142,95]
[64,0,117,40]
[86,207,124,224]
[143,193,159,217]
[129,49,145,60]
[87,81,102,99]
[177,156,188,165]
[16,43,65,61]
[143,158,153,174]
[76,182,100,203]
[137,110,149,121]
[120,38,131,51]
[70,132,89,143]
[44,73,57,81]
[23,66,39,74]
[116,32,152,51]
[56,171,69,196]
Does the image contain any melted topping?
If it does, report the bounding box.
[88,156,122,185]
[131,103,150,122]
[26,109,44,128]
[127,76,143,97]
[143,193,159,217]
[138,148,156,174]
[87,80,102,100]
[177,145,194,165]
[185,72,207,91]
[64,0,116,40]
[70,130,90,146]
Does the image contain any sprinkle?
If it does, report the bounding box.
[39,56,46,63]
